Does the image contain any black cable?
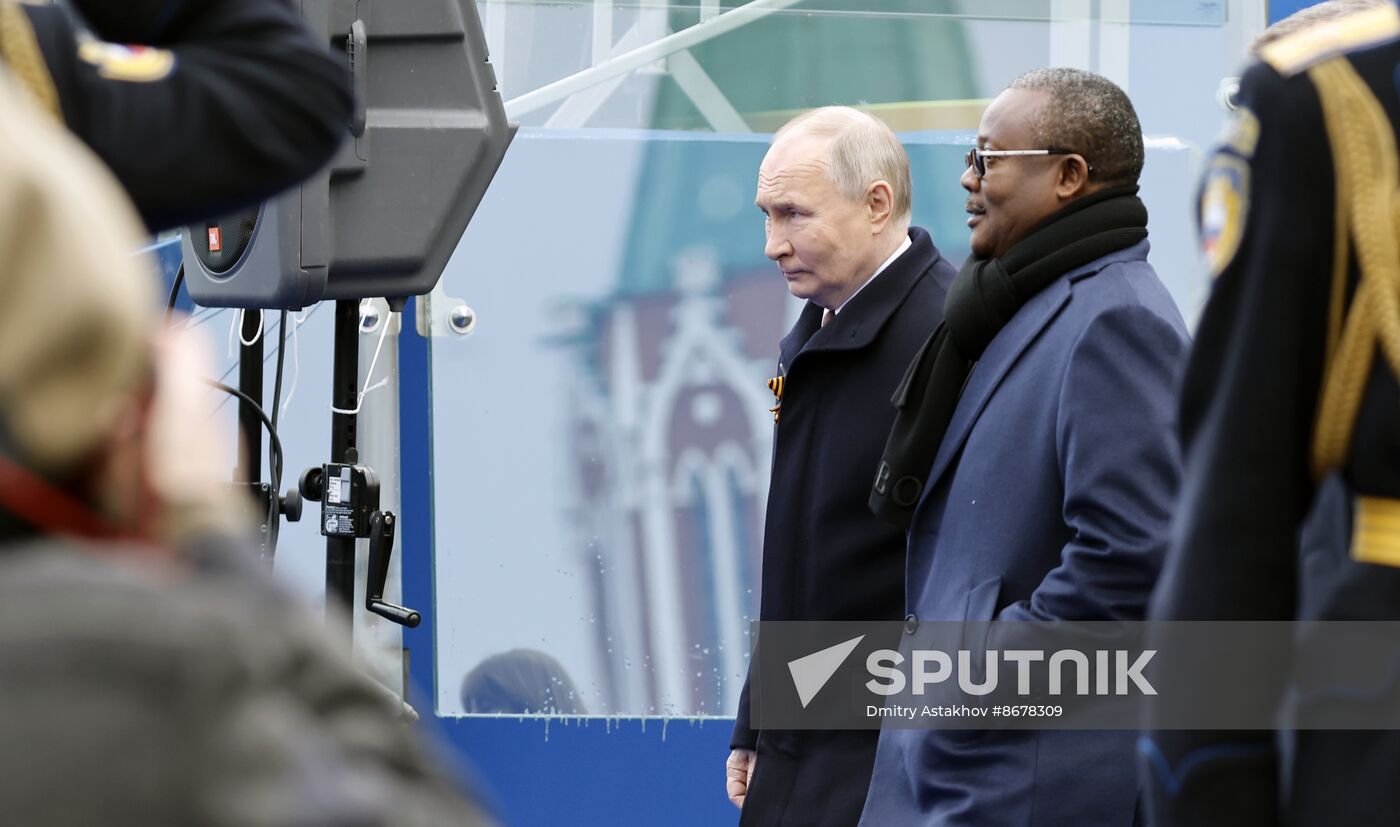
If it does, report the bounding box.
[204,379,283,550]
[271,311,287,438]
[165,262,185,320]
[267,310,288,550]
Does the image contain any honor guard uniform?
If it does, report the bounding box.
[0,0,351,231]
[1144,3,1400,825]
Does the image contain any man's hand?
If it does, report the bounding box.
[726,749,757,809]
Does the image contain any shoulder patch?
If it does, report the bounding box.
[77,36,174,83]
[1259,3,1400,77]
[1200,152,1250,279]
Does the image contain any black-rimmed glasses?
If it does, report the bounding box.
[964,147,1076,177]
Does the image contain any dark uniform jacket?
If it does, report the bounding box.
[1144,4,1400,825]
[732,226,955,827]
[2,0,351,230]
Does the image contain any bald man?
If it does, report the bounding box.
[726,107,957,827]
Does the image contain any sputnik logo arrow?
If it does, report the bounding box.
[788,635,865,708]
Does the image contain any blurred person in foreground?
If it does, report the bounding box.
[0,0,352,231]
[0,66,493,826]
[1144,2,1400,824]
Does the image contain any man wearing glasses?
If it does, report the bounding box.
[861,68,1188,826]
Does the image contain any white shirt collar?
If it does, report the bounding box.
[832,233,913,316]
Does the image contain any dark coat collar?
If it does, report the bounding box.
[778,226,948,371]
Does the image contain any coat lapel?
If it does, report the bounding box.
[920,278,1071,494]
[785,228,948,369]
[918,241,1151,498]
[778,303,823,373]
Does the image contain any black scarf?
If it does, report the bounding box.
[868,184,1148,528]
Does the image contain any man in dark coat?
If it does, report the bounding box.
[0,0,352,231]
[859,69,1187,826]
[1144,3,1400,824]
[725,106,956,827]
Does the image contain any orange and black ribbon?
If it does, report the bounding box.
[767,375,784,423]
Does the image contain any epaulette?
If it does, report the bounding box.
[1259,3,1400,77]
[0,0,60,118]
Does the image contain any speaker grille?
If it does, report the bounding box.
[190,205,262,275]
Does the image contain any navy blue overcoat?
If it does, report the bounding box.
[860,241,1189,827]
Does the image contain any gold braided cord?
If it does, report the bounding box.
[1309,57,1400,477]
[0,0,60,119]
[1326,146,1350,366]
